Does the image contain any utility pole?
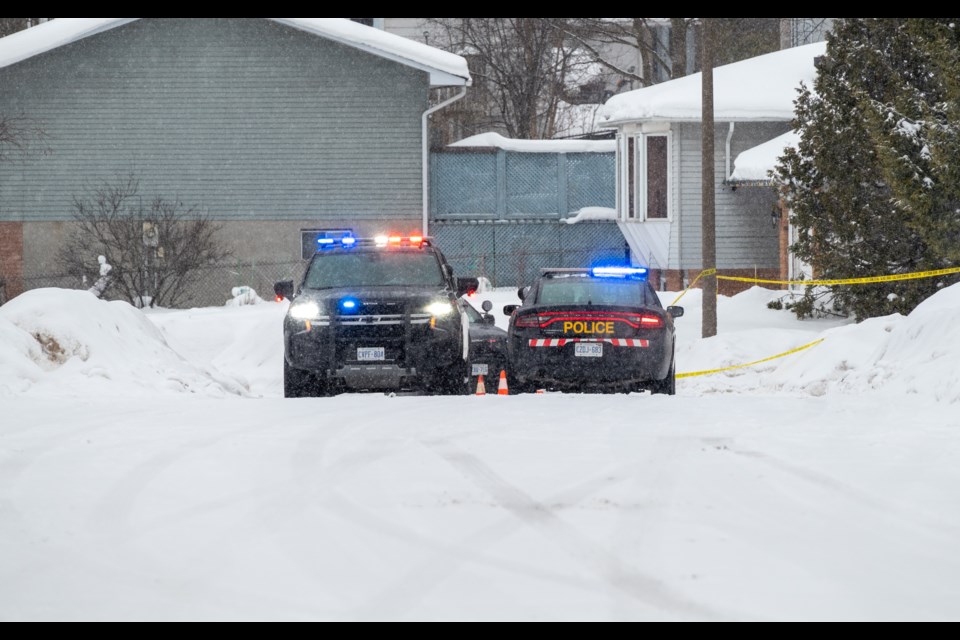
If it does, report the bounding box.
[701,18,718,338]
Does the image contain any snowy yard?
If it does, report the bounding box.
[2,285,959,621]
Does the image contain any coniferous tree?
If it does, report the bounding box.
[776,18,960,320]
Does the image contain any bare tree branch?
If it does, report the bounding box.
[58,175,231,308]
[0,114,51,164]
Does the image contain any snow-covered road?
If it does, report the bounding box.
[2,285,960,620]
[2,393,959,621]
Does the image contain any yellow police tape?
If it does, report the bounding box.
[669,269,717,306]
[716,266,960,287]
[667,265,958,379]
[677,338,825,379]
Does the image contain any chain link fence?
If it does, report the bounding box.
[434,221,628,288]
[431,149,615,218]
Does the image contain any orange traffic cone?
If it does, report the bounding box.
[475,375,487,396]
[498,370,509,396]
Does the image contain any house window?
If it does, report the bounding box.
[621,132,670,221]
[626,137,637,219]
[645,135,669,219]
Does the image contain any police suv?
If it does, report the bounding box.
[503,266,683,394]
[276,236,478,397]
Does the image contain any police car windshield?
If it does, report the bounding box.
[304,251,444,289]
[537,276,649,306]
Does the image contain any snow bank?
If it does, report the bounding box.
[678,283,960,403]
[0,289,247,398]
[449,132,615,153]
[562,207,618,224]
[149,302,288,398]
[226,286,265,307]
[4,281,960,404]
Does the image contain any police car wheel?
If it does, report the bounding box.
[650,357,676,396]
[427,363,469,396]
[284,361,331,398]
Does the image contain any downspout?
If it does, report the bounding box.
[422,87,468,236]
[725,122,735,181]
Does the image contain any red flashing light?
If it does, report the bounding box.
[409,236,424,245]
[389,236,403,244]
[515,315,541,328]
[275,296,284,303]
[639,314,664,328]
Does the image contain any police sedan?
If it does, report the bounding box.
[503,267,684,394]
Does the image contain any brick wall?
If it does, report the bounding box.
[0,222,24,302]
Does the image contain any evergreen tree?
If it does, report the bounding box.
[775,18,960,320]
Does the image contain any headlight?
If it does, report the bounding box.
[289,301,322,320]
[425,301,454,317]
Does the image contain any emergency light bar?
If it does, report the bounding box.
[591,266,649,280]
[317,236,356,250]
[315,236,433,251]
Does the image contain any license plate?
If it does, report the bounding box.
[471,363,489,377]
[357,347,386,362]
[575,343,603,358]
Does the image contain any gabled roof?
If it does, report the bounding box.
[0,18,471,87]
[599,42,825,125]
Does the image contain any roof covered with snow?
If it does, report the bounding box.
[599,42,826,125]
[449,132,615,153]
[729,130,800,183]
[0,18,471,87]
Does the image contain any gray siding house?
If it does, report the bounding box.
[0,18,469,303]
[597,42,824,292]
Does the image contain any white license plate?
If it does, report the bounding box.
[575,343,603,358]
[472,363,489,377]
[357,347,386,362]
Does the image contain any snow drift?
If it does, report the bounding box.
[769,282,960,402]
[2,282,960,403]
[0,289,246,397]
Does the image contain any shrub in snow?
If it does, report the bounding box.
[59,174,231,309]
[776,18,960,321]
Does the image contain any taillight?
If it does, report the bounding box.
[515,314,541,328]
[639,314,664,329]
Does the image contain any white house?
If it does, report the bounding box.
[597,42,825,291]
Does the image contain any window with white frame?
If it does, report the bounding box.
[645,135,669,219]
[621,132,671,221]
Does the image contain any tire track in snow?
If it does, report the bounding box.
[405,440,724,621]
[728,446,960,540]
[349,462,641,621]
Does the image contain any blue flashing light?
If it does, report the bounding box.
[339,297,360,313]
[317,238,336,249]
[591,266,649,280]
[341,237,357,247]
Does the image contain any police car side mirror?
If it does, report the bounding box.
[503,304,519,316]
[518,286,530,301]
[667,306,684,318]
[457,277,480,297]
[482,300,493,313]
[275,280,295,301]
